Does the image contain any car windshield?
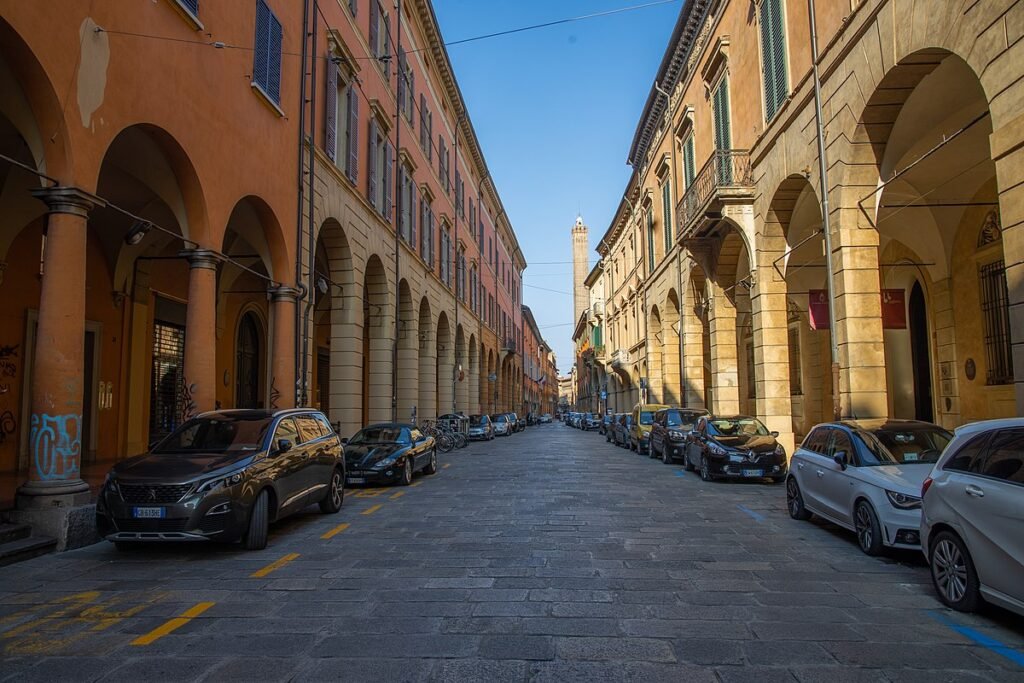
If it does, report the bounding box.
[153,416,272,454]
[664,410,698,429]
[858,427,952,465]
[708,418,769,437]
[492,414,508,423]
[350,426,407,444]
[638,411,654,425]
[469,415,488,426]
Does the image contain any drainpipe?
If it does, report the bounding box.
[301,3,319,407]
[452,111,466,414]
[294,0,311,407]
[807,0,840,420]
[391,0,403,422]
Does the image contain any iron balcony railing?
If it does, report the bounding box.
[676,150,754,240]
[610,348,631,368]
[502,337,517,353]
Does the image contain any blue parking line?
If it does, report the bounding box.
[929,611,1024,666]
[674,470,686,477]
[736,504,765,523]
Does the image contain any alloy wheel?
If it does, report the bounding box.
[855,505,873,551]
[330,471,343,508]
[933,538,968,604]
[700,455,711,482]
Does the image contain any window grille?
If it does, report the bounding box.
[149,322,186,444]
[980,260,1013,385]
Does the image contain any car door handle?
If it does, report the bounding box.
[816,469,825,478]
[797,462,805,470]
[965,484,985,498]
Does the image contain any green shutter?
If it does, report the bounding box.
[761,0,788,119]
[647,209,656,271]
[662,182,672,251]
[683,136,696,187]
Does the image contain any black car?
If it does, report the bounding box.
[96,409,345,551]
[613,414,634,448]
[605,414,621,442]
[344,423,437,486]
[650,408,710,464]
[684,415,787,483]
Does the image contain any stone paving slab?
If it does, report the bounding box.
[0,424,1022,681]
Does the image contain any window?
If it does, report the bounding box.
[830,430,855,466]
[945,433,991,473]
[324,56,358,183]
[367,118,393,220]
[419,94,433,161]
[646,208,656,271]
[456,246,466,302]
[274,417,300,446]
[455,170,465,217]
[759,0,789,120]
[420,195,434,266]
[438,136,450,193]
[295,414,324,443]
[682,135,696,189]
[253,0,283,104]
[440,223,452,286]
[368,0,391,68]
[788,324,801,395]
[801,427,830,455]
[397,48,414,123]
[469,200,476,241]
[979,260,1012,385]
[712,77,732,183]
[979,430,1024,484]
[177,0,200,19]
[398,162,417,245]
[470,265,479,313]
[661,181,672,252]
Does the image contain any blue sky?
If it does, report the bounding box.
[431,0,680,374]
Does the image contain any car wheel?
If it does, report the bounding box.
[699,454,713,482]
[929,530,981,612]
[786,477,811,520]
[661,444,672,465]
[424,449,438,475]
[243,489,269,551]
[319,468,344,514]
[400,458,413,486]
[854,500,883,556]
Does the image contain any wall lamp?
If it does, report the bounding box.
[124,220,153,246]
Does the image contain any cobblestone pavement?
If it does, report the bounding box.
[1,425,1022,682]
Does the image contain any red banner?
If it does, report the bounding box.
[808,290,830,330]
[881,289,906,329]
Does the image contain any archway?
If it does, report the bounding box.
[314,219,358,434]
[455,325,468,413]
[362,255,391,426]
[662,290,681,406]
[396,280,418,423]
[436,312,453,415]
[647,306,664,404]
[417,298,436,422]
[682,261,711,410]
[235,311,265,409]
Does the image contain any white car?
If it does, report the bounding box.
[491,414,511,436]
[921,418,1024,616]
[786,420,952,555]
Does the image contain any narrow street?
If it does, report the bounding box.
[1,425,1022,682]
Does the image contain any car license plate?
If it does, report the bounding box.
[742,469,763,478]
[347,477,365,484]
[132,507,165,519]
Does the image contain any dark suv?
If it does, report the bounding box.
[650,408,710,464]
[96,409,345,551]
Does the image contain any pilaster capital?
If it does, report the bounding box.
[269,285,301,303]
[30,186,105,217]
[180,249,223,270]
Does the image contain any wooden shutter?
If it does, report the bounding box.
[254,0,270,93]
[419,95,427,149]
[397,165,406,238]
[683,136,695,187]
[397,48,407,113]
[369,0,379,58]
[383,141,394,221]
[427,111,433,161]
[408,69,415,124]
[324,57,339,162]
[383,13,392,72]
[349,0,357,17]
[770,0,788,114]
[346,88,359,182]
[410,182,418,246]
[662,182,672,250]
[367,119,378,207]
[713,79,731,151]
[455,169,462,212]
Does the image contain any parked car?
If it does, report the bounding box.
[584,413,602,431]
[920,418,1024,615]
[684,415,787,483]
[539,413,552,424]
[468,414,494,441]
[600,413,615,435]
[514,413,527,431]
[650,408,710,463]
[491,413,513,436]
[96,409,345,551]
[630,404,670,454]
[786,419,951,555]
[343,423,437,487]
[613,414,634,448]
[606,414,621,442]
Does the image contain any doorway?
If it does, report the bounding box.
[909,282,933,422]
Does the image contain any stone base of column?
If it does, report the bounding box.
[10,486,98,551]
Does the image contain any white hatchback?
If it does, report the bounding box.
[921,418,1024,616]
[787,420,952,555]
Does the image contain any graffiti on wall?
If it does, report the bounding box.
[0,411,15,444]
[31,413,82,480]
[180,378,197,424]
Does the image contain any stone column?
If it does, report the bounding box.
[269,286,299,409]
[468,346,480,415]
[437,342,454,415]
[18,187,103,499]
[708,287,740,415]
[396,311,419,423]
[751,266,795,455]
[682,311,706,409]
[330,288,363,436]
[181,249,221,417]
[418,328,437,422]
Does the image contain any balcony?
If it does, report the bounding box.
[676,150,755,241]
[501,337,517,354]
[610,348,631,369]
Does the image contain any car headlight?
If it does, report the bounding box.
[103,473,120,496]
[372,456,398,470]
[669,430,686,440]
[885,490,921,510]
[708,442,728,456]
[775,444,786,457]
[197,468,247,493]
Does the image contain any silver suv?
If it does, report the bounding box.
[921,418,1024,615]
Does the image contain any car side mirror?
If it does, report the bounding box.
[340,437,349,445]
[770,431,779,438]
[276,438,294,454]
[833,452,847,470]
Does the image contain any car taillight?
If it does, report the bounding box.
[921,477,933,498]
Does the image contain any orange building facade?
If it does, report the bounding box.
[0,0,542,545]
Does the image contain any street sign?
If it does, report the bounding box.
[600,390,607,400]
[487,373,497,382]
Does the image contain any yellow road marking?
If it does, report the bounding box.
[409,481,424,488]
[389,491,405,500]
[355,488,386,498]
[321,522,351,539]
[250,552,300,578]
[131,602,214,646]
[362,504,383,515]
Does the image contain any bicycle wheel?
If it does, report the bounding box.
[455,432,468,449]
[437,434,454,453]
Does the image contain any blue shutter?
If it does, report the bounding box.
[182,0,199,16]
[324,56,338,162]
[266,11,282,103]
[346,88,359,183]
[253,0,270,94]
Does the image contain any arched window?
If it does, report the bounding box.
[236,312,263,409]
